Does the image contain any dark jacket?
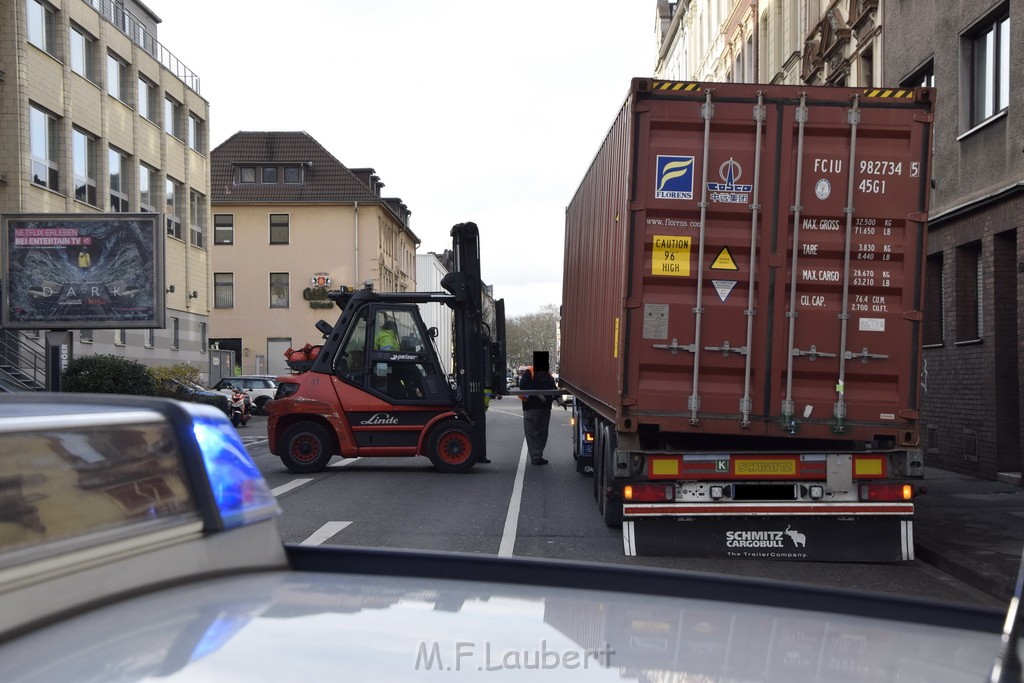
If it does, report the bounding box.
[518,367,555,410]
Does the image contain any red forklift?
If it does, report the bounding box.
[267,222,506,473]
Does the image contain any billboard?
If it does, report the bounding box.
[2,213,165,330]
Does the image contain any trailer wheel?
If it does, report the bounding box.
[280,422,335,473]
[428,420,480,474]
[600,424,622,528]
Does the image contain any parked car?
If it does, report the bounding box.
[159,378,230,415]
[211,375,278,414]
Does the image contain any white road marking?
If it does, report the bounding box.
[300,521,353,546]
[329,458,362,468]
[498,440,529,557]
[490,408,525,419]
[271,478,312,496]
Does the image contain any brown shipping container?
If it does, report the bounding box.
[561,79,934,448]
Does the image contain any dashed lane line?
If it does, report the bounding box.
[301,521,353,546]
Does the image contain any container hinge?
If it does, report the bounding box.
[620,396,637,406]
[635,103,650,113]
[624,298,642,310]
[704,340,747,357]
[903,310,923,322]
[844,347,889,364]
[630,201,646,211]
[913,112,934,124]
[899,409,920,420]
[907,212,928,223]
[792,345,836,361]
[653,338,696,355]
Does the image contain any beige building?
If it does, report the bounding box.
[209,131,417,376]
[655,0,883,89]
[0,0,210,387]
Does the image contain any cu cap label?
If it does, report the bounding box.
[655,155,695,200]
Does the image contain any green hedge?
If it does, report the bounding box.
[62,354,155,395]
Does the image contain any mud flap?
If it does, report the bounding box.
[623,517,914,562]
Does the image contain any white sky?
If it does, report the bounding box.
[152,1,658,318]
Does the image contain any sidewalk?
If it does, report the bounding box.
[913,466,1024,602]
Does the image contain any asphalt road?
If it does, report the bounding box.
[241,403,1002,610]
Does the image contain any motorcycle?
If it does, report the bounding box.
[229,388,252,428]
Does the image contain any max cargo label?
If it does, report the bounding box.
[652,235,690,276]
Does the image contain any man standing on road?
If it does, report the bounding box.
[519,351,556,465]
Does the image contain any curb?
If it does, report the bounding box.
[915,542,1012,603]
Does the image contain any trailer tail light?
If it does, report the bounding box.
[584,431,594,443]
[859,483,913,501]
[623,484,674,502]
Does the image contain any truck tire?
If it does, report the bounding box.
[600,424,622,528]
[280,422,335,473]
[428,420,480,474]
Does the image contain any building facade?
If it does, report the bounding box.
[886,0,1022,480]
[416,252,454,376]
[208,131,417,377]
[1,0,211,384]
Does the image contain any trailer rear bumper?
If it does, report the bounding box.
[622,507,914,561]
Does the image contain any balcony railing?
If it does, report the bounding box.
[86,0,201,94]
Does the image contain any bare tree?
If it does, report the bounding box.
[505,304,559,371]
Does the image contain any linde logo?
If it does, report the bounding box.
[361,413,399,425]
[726,526,807,549]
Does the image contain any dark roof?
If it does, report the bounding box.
[210,131,396,207]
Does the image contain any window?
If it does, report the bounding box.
[171,317,180,350]
[109,147,129,212]
[145,328,155,348]
[956,242,982,341]
[114,329,126,346]
[70,25,97,82]
[262,167,278,183]
[138,77,157,122]
[214,273,234,308]
[924,253,944,345]
[239,167,256,183]
[188,114,204,152]
[166,177,182,239]
[140,163,156,212]
[284,166,302,183]
[80,329,93,343]
[902,59,935,88]
[214,214,234,245]
[200,323,207,352]
[30,104,59,191]
[27,0,55,55]
[107,52,129,101]
[72,129,98,206]
[967,10,1010,126]
[270,214,289,244]
[189,190,205,248]
[164,96,181,137]
[270,273,289,308]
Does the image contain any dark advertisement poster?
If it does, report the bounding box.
[2,214,164,329]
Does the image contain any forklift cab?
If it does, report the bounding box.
[333,304,452,404]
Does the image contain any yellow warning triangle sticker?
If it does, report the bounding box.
[710,246,739,271]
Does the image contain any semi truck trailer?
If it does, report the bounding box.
[561,79,935,561]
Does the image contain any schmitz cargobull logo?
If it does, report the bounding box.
[360,413,400,425]
[726,525,807,549]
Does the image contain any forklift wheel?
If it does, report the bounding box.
[428,420,480,474]
[280,422,335,473]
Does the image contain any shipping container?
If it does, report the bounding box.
[561,79,935,561]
